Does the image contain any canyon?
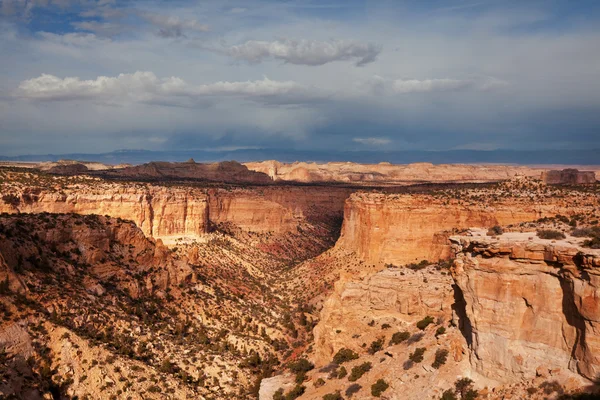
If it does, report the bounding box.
[1,165,600,399]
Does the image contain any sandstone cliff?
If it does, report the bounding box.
[335,183,600,266]
[0,170,352,242]
[451,234,600,382]
[541,168,597,184]
[246,160,600,185]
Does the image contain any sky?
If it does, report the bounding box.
[1,0,599,156]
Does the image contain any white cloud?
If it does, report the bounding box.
[139,11,209,37]
[224,39,381,66]
[14,71,318,105]
[353,137,391,146]
[391,78,472,93]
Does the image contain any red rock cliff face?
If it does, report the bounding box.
[335,191,590,266]
[451,237,600,382]
[207,186,351,234]
[0,185,209,240]
[1,176,352,241]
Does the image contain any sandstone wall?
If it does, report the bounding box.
[207,187,351,234]
[0,182,351,241]
[0,186,209,240]
[335,192,581,266]
[451,237,600,382]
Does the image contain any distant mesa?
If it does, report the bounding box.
[102,160,273,184]
[541,168,596,184]
[47,163,89,175]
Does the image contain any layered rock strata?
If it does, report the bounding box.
[451,235,600,382]
[336,190,598,265]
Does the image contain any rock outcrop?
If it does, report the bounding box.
[335,186,599,266]
[541,169,596,184]
[0,184,210,241]
[451,235,600,382]
[313,266,455,364]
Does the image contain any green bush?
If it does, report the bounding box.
[333,348,359,364]
[371,379,389,397]
[390,331,410,345]
[322,391,343,400]
[348,362,372,382]
[416,316,434,330]
[285,385,306,400]
[337,366,347,379]
[368,338,384,354]
[432,348,449,369]
[537,229,566,240]
[436,327,446,336]
[409,347,426,363]
[441,389,457,400]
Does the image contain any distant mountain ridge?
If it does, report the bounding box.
[1,148,599,165]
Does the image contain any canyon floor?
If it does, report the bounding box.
[0,164,599,400]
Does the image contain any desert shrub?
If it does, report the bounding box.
[441,389,458,400]
[432,349,449,369]
[289,358,313,384]
[285,385,306,400]
[345,383,361,397]
[368,338,384,354]
[407,260,429,270]
[314,378,325,388]
[571,227,600,237]
[337,366,347,379]
[537,229,566,240]
[322,391,343,400]
[486,225,503,236]
[583,237,600,248]
[2,194,20,206]
[381,323,391,329]
[273,388,285,400]
[416,316,434,330]
[333,348,359,364]
[389,331,410,345]
[371,379,389,397]
[539,380,564,395]
[455,378,478,399]
[409,348,426,363]
[348,362,372,382]
[436,327,446,336]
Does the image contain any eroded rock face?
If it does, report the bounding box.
[451,237,600,382]
[0,185,210,240]
[0,173,352,241]
[335,189,598,266]
[541,169,596,184]
[245,160,595,185]
[336,193,542,265]
[313,266,455,364]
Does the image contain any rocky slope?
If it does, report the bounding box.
[335,180,600,266]
[451,233,600,383]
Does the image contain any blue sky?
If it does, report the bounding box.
[1,0,599,156]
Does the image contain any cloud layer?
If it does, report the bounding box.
[15,72,314,105]
[225,39,381,66]
[1,0,600,156]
